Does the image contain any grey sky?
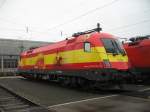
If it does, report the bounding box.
[0,0,150,42]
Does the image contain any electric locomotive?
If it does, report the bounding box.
[123,35,150,81]
[18,24,129,88]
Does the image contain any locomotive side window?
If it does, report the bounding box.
[84,42,91,52]
[102,39,115,53]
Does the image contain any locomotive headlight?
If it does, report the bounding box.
[103,59,111,68]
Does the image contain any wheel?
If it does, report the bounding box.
[118,83,124,90]
[70,77,78,88]
[33,74,37,79]
[77,78,92,90]
[118,80,125,90]
[59,77,71,87]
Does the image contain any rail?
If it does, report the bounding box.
[0,84,50,112]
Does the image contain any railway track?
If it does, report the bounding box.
[0,85,50,112]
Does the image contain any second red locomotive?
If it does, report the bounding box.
[123,35,150,81]
[18,24,129,88]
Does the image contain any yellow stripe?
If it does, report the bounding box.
[44,53,57,65]
[44,47,105,64]
[20,57,37,66]
[107,54,128,62]
[19,47,128,66]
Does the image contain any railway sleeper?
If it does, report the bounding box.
[0,85,51,112]
[0,102,25,107]
[3,104,30,110]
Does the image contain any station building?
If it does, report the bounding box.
[0,38,50,76]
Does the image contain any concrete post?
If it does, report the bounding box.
[0,56,1,72]
[1,55,4,72]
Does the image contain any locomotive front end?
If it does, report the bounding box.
[85,32,129,87]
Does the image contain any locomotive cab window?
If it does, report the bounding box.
[102,38,126,55]
[84,42,91,52]
[102,39,116,53]
[114,40,126,55]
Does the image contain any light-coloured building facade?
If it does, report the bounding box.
[0,38,50,75]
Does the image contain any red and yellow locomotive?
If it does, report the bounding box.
[18,24,129,88]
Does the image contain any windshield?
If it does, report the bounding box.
[114,39,125,54]
[101,38,116,53]
[102,38,126,55]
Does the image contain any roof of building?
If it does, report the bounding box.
[0,38,52,55]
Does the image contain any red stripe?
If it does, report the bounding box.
[19,62,128,71]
